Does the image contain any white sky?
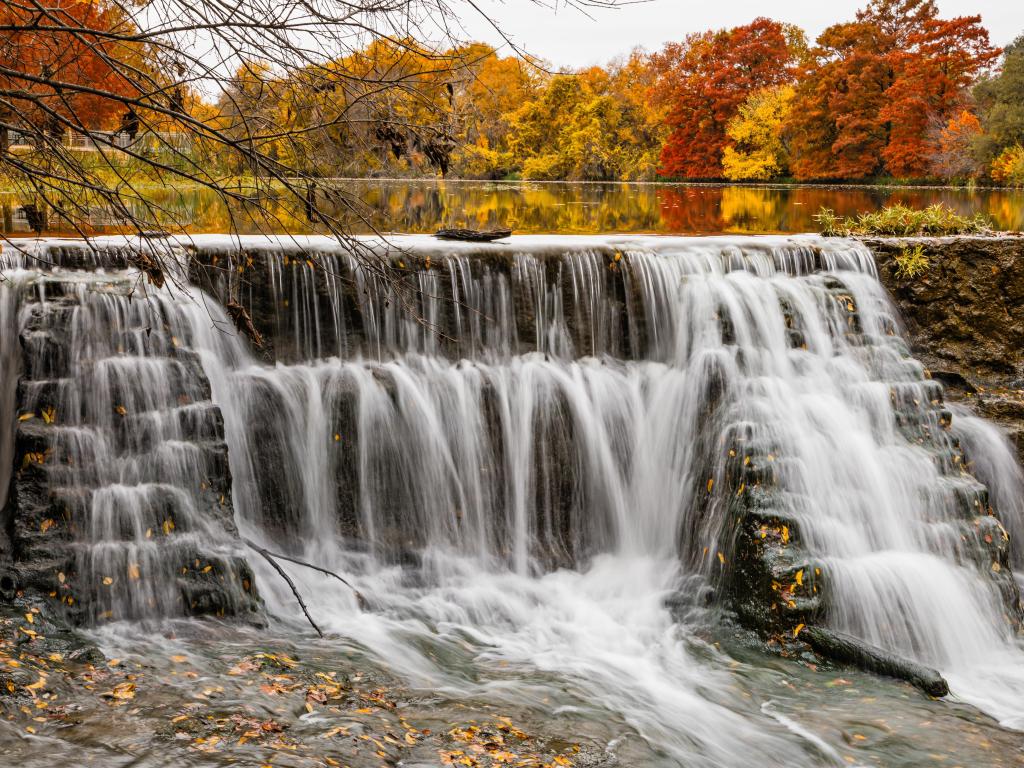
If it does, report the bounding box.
[461,0,1024,69]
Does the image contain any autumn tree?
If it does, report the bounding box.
[652,18,799,179]
[787,0,997,180]
[926,110,983,180]
[721,85,795,180]
[0,0,140,136]
[508,60,663,181]
[879,14,997,176]
[450,45,539,178]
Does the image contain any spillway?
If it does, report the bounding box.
[2,234,1022,765]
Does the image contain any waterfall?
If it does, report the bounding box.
[2,233,1023,763]
[0,241,256,623]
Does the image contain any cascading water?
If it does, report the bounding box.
[0,242,256,623]
[2,233,1023,766]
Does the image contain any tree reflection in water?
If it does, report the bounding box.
[3,180,1024,236]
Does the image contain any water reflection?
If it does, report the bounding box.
[3,180,1024,236]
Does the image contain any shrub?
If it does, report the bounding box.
[990,145,1024,185]
[816,204,991,236]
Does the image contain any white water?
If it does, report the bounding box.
[3,234,1024,763]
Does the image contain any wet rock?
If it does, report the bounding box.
[0,277,260,626]
[866,235,1024,464]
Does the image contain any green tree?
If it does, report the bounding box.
[973,35,1024,168]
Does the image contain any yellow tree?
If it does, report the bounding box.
[508,60,664,181]
[721,85,795,180]
[449,45,540,178]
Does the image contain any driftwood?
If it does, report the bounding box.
[225,300,265,348]
[802,625,949,697]
[243,538,367,609]
[435,228,512,242]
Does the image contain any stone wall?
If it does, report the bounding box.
[867,235,1024,461]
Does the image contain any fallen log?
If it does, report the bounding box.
[435,228,512,242]
[802,625,949,697]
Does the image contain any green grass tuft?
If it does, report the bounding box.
[893,244,930,279]
[816,204,991,237]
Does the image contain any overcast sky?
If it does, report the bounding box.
[461,0,1024,69]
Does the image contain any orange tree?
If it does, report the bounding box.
[788,0,997,180]
[651,18,799,179]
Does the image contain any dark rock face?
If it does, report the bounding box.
[188,245,641,365]
[867,235,1024,461]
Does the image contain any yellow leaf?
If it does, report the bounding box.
[18,413,33,421]
[24,613,33,624]
[41,407,56,424]
[706,478,714,493]
[717,551,726,565]
[111,682,135,700]
[793,623,805,638]
[115,405,127,416]
[127,563,140,580]
[736,483,745,496]
[39,519,54,533]
[781,526,790,544]
[201,565,212,573]
[162,519,175,535]
[170,655,188,663]
[57,572,65,584]
[102,577,113,586]
[795,570,803,586]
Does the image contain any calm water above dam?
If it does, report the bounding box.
[4,180,1024,235]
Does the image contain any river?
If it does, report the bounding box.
[2,180,1024,236]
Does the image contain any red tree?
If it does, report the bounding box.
[788,0,997,180]
[880,15,998,176]
[0,0,137,134]
[788,22,892,179]
[653,18,797,179]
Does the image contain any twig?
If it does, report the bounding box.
[245,540,323,637]
[243,537,368,610]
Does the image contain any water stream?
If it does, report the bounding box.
[2,234,1023,766]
